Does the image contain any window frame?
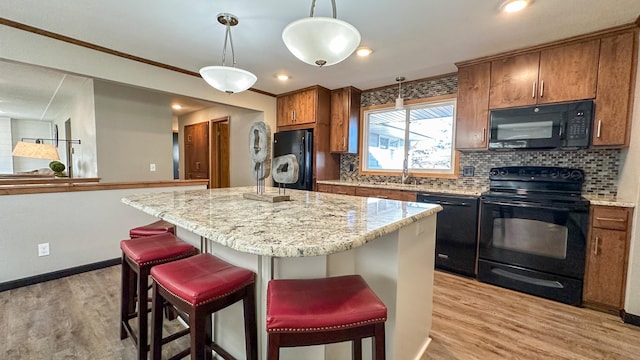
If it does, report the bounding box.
[359,94,459,179]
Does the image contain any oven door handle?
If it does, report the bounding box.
[482,199,579,212]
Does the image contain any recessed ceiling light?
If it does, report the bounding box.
[356,47,373,57]
[172,104,182,110]
[501,0,531,13]
[276,74,290,81]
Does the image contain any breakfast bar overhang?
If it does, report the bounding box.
[122,187,441,360]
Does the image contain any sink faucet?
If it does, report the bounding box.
[401,159,409,184]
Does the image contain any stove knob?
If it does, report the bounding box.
[570,170,583,181]
[550,169,559,178]
[490,169,499,176]
[499,169,508,176]
[560,169,571,179]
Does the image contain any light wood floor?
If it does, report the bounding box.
[1,266,639,359]
[425,271,640,359]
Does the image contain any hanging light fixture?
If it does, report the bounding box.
[200,13,257,94]
[395,76,405,110]
[282,0,361,67]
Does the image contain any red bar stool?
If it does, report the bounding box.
[150,253,258,360]
[266,275,387,360]
[120,232,197,360]
[129,219,175,238]
[126,220,177,316]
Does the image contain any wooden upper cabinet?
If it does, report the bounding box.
[593,31,636,147]
[330,86,361,154]
[538,39,600,104]
[489,39,600,109]
[455,62,491,150]
[277,88,318,127]
[489,52,540,108]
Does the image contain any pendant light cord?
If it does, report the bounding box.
[221,15,236,67]
[309,0,337,18]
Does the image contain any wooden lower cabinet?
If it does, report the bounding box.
[317,184,417,201]
[583,206,633,313]
[331,185,356,196]
[316,183,333,193]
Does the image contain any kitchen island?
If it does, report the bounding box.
[122,186,441,360]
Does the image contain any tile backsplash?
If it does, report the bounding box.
[340,73,621,198]
[340,149,620,197]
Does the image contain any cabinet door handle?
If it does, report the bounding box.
[378,195,389,199]
[593,236,599,255]
[292,110,296,122]
[336,192,348,195]
[195,162,201,170]
[532,81,536,98]
[481,127,486,143]
[596,120,602,138]
[539,80,544,97]
[343,138,346,148]
[595,217,625,222]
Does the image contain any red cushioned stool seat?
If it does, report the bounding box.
[119,233,196,360]
[121,232,195,266]
[149,253,258,360]
[266,275,387,360]
[129,219,175,238]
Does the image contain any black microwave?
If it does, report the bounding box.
[488,100,593,150]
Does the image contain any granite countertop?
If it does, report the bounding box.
[122,186,441,257]
[317,179,484,196]
[583,195,635,208]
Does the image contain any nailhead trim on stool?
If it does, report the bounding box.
[129,219,176,238]
[266,275,387,360]
[120,233,197,360]
[149,253,258,360]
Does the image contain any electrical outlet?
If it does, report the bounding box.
[150,163,156,172]
[463,166,475,177]
[38,243,50,257]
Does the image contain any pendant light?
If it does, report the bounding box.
[282,0,361,67]
[395,76,405,110]
[200,13,257,94]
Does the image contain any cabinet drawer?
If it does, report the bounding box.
[317,184,333,193]
[332,185,356,196]
[592,206,629,230]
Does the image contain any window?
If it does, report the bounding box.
[360,97,457,177]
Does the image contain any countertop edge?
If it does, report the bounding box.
[0,179,209,196]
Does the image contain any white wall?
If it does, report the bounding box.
[179,105,271,186]
[94,80,173,182]
[617,42,640,316]
[0,185,206,283]
[10,119,54,172]
[0,117,12,173]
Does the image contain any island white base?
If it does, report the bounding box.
[177,214,436,360]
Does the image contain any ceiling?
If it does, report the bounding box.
[1,1,640,100]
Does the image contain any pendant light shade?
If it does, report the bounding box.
[200,66,257,94]
[282,0,361,67]
[200,13,257,94]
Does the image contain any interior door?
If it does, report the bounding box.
[184,122,209,180]
[209,118,230,188]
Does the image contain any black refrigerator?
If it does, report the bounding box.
[273,129,313,190]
